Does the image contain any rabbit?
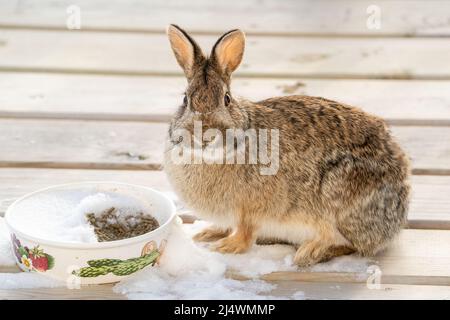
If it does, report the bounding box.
[163,24,411,267]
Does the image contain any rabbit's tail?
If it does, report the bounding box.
[337,182,410,256]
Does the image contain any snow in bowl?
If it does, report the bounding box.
[4,182,177,285]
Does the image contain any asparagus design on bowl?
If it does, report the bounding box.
[72,240,166,277]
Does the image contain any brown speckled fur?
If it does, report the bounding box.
[164,25,411,266]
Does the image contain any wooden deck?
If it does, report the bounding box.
[1,0,450,299]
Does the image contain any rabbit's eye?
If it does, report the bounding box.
[183,95,188,106]
[224,92,231,106]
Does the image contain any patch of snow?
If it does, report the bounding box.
[0,218,15,266]
[329,285,341,290]
[7,191,153,243]
[219,244,296,278]
[0,218,65,290]
[115,268,281,300]
[292,291,306,300]
[115,219,372,300]
[308,255,370,273]
[0,191,371,299]
[0,272,63,289]
[76,192,153,225]
[114,222,295,300]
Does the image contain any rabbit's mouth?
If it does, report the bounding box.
[183,109,243,131]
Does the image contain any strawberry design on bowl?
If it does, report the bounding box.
[11,234,55,272]
[28,246,54,272]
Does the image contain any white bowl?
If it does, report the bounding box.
[4,182,177,285]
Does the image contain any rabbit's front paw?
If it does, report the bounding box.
[193,227,231,242]
[211,236,251,254]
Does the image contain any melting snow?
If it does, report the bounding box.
[0,193,370,298]
[7,191,153,243]
[0,218,15,266]
[0,272,63,290]
[114,221,299,300]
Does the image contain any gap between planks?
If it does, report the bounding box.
[3,112,450,127]
[1,282,450,300]
[0,163,445,177]
[1,0,450,37]
[2,30,450,79]
[0,119,449,174]
[2,24,450,39]
[3,67,450,81]
[0,167,449,230]
[2,74,450,127]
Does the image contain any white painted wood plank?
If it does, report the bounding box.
[391,126,450,175]
[0,118,168,170]
[270,282,450,300]
[0,169,449,230]
[0,119,448,173]
[1,30,450,78]
[0,0,449,37]
[409,175,450,229]
[2,230,450,297]
[240,230,450,286]
[376,229,450,284]
[0,285,125,300]
[0,282,449,300]
[1,73,450,125]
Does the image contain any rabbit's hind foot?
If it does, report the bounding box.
[319,245,355,263]
[294,240,355,267]
[193,227,231,242]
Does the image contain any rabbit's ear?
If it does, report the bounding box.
[167,24,204,78]
[211,29,245,76]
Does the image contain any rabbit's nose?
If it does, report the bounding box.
[191,97,214,114]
